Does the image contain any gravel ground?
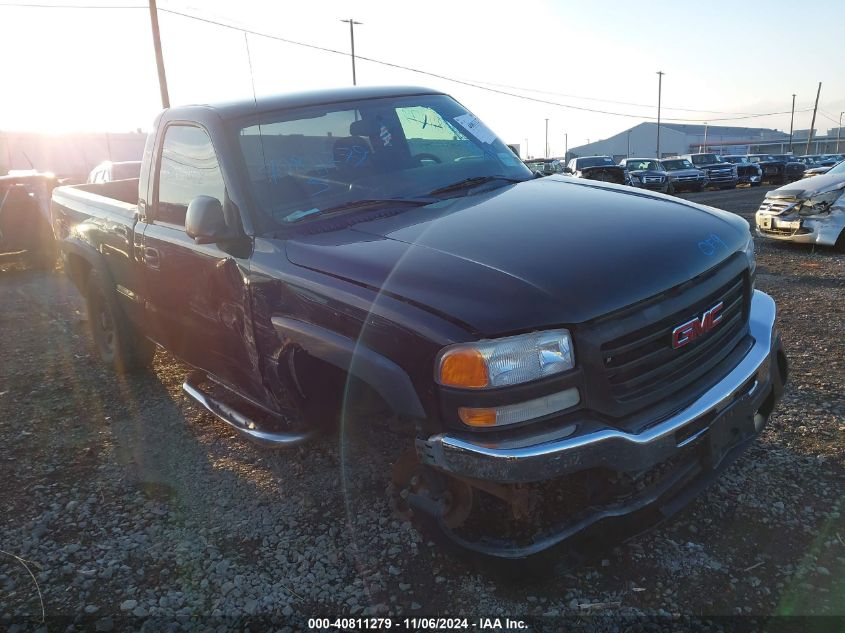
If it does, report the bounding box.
[1,186,843,631]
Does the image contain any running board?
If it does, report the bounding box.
[182,379,317,448]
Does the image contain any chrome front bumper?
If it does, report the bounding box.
[418,290,785,484]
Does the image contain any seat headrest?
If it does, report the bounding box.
[349,119,376,137]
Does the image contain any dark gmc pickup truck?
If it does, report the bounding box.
[51,86,788,560]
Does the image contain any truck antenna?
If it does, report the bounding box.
[244,32,270,187]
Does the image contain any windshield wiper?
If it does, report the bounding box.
[426,175,524,197]
[281,197,437,223]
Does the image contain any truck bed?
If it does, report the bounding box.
[51,178,138,238]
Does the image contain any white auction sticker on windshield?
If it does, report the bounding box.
[454,114,497,144]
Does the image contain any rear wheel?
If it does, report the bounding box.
[835,229,845,253]
[86,269,154,373]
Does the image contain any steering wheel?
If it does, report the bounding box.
[413,153,442,165]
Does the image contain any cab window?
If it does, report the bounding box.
[156,125,225,226]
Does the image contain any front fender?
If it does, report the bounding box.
[271,316,426,419]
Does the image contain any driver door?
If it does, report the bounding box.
[140,123,259,397]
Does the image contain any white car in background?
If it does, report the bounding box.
[755,160,845,251]
[87,161,142,184]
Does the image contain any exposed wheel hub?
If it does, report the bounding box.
[390,449,474,529]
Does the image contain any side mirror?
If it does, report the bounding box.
[186,196,227,244]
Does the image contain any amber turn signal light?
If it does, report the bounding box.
[438,348,489,388]
[458,407,497,427]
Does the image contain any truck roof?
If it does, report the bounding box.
[167,85,444,121]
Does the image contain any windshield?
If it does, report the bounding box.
[661,159,695,170]
[235,94,531,225]
[526,160,562,174]
[576,156,615,168]
[721,156,746,164]
[625,159,660,171]
[690,154,722,165]
[828,160,845,174]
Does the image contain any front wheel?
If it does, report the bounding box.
[835,229,845,254]
[86,269,155,373]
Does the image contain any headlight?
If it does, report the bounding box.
[798,188,844,216]
[743,234,756,277]
[436,329,574,389]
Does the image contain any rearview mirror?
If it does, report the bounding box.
[186,196,227,244]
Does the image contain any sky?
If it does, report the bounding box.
[1,0,844,157]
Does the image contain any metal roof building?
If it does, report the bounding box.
[568,122,791,161]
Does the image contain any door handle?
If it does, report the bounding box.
[143,247,161,268]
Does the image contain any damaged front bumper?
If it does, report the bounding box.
[415,290,787,559]
[756,209,844,246]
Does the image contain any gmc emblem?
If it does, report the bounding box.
[671,302,724,349]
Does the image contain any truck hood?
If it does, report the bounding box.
[769,171,845,198]
[580,165,624,174]
[630,169,666,177]
[284,177,749,335]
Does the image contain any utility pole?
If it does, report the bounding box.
[656,71,664,158]
[838,111,843,154]
[626,130,630,158]
[340,19,362,85]
[564,132,568,161]
[788,94,796,153]
[544,119,549,158]
[805,82,822,155]
[148,0,169,108]
[703,122,708,153]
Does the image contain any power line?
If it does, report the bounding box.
[819,110,843,126]
[0,2,144,7]
[0,1,828,125]
[454,77,815,116]
[155,6,809,124]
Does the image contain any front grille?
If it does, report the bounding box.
[677,175,699,181]
[760,226,811,236]
[706,168,734,181]
[757,198,797,215]
[597,265,749,406]
[643,176,663,184]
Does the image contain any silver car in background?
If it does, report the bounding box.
[755,160,845,251]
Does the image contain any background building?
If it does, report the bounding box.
[568,122,793,161]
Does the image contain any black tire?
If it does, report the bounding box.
[835,230,845,254]
[86,269,154,373]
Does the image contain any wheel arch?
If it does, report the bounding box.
[271,316,426,420]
